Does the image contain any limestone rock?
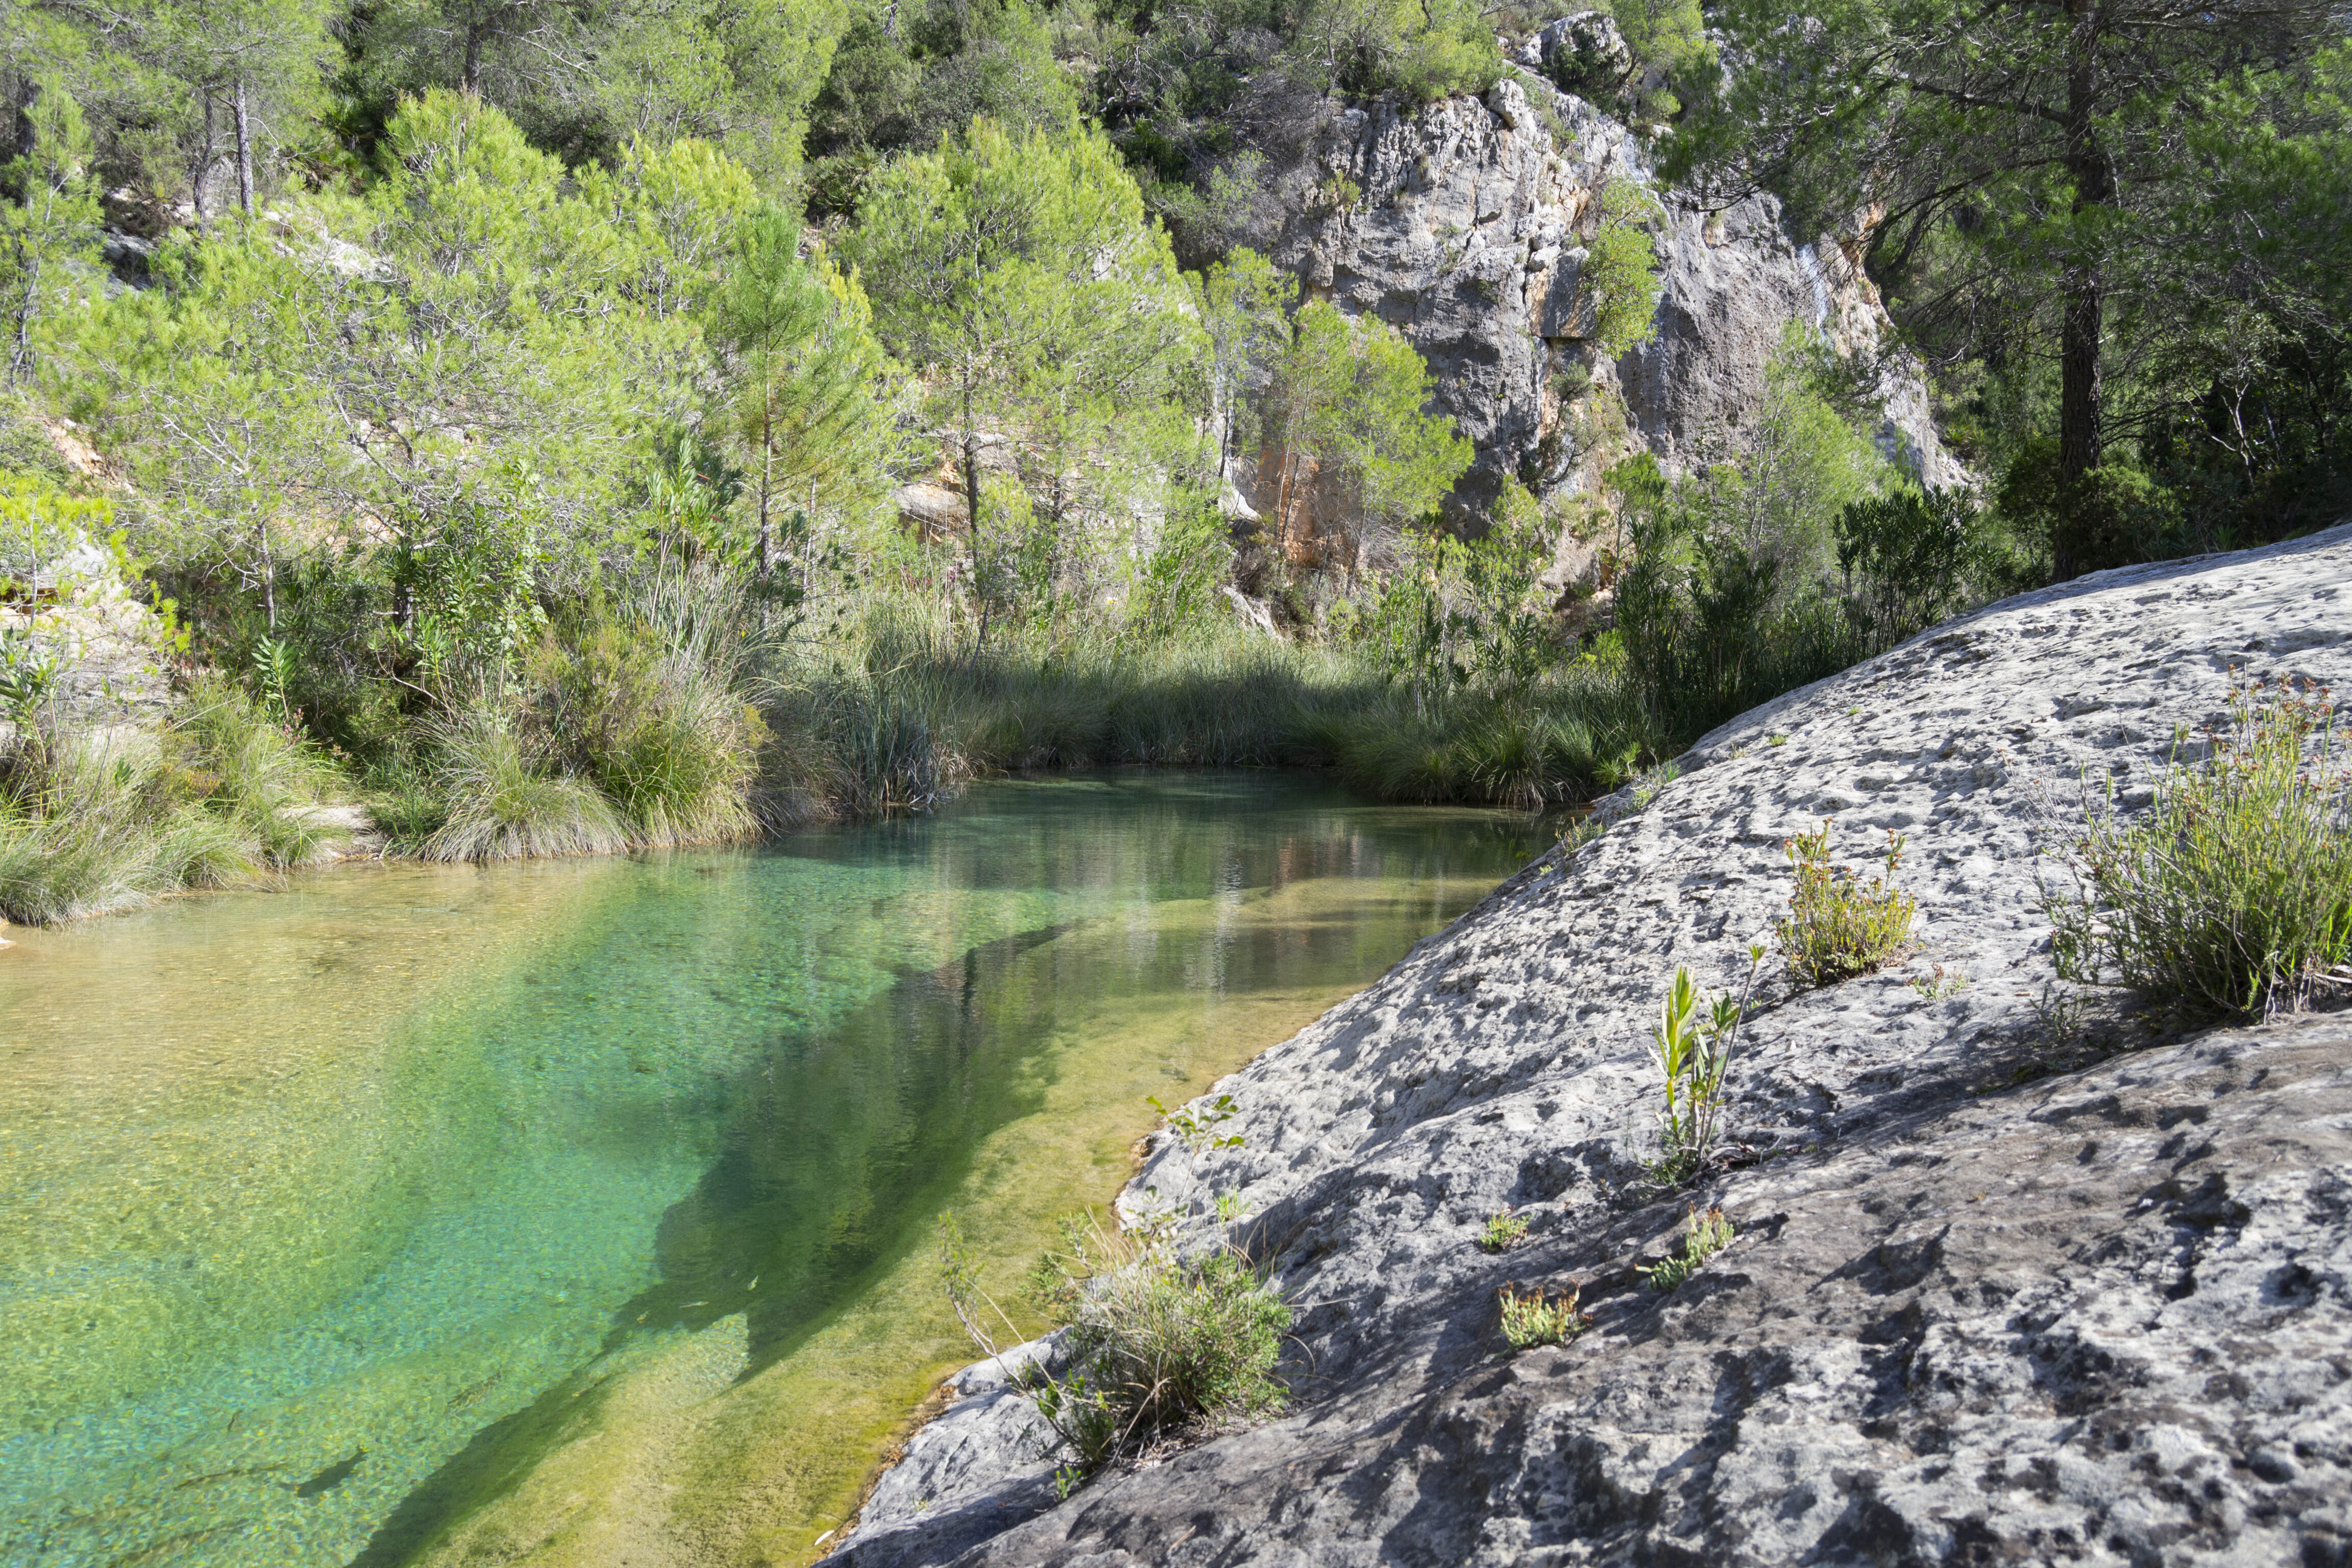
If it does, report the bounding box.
[1226,83,1962,522]
[1523,11,1634,100]
[827,524,2352,1567]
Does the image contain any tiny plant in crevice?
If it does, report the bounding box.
[1148,1092,1245,1158]
[1479,1211,1529,1253]
[2045,677,2352,1019]
[1908,963,1966,1000]
[1776,819,1917,986]
[1497,1280,1587,1350]
[1647,946,1762,1185]
[1645,1207,1734,1291]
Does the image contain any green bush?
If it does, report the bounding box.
[1478,1211,1529,1253]
[1497,1281,1586,1350]
[942,1211,1289,1485]
[2048,680,2352,1017]
[418,709,631,864]
[1775,820,1917,986]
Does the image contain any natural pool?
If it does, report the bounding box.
[0,772,1532,1567]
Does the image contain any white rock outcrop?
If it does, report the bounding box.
[831,525,2352,1566]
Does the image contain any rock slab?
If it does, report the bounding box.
[830,524,2352,1566]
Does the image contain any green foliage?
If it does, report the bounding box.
[1584,181,1664,360]
[844,118,1202,650]
[1147,1092,1245,1159]
[1615,339,1898,739]
[1263,300,1473,572]
[1478,1211,1528,1253]
[0,684,333,925]
[1647,950,1758,1184]
[1833,486,1990,641]
[1496,1280,1585,1349]
[3,77,102,385]
[708,207,899,583]
[1284,0,1503,102]
[1644,1206,1732,1291]
[1353,491,1558,693]
[1669,0,2347,571]
[1775,821,1916,987]
[2047,680,2352,1018]
[942,1208,1289,1484]
[416,708,633,864]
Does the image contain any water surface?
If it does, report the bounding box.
[0,773,1529,1566]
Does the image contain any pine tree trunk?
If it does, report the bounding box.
[193,91,215,224]
[232,79,255,217]
[2054,0,2113,581]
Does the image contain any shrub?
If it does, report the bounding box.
[1647,950,1758,1183]
[165,680,339,868]
[1497,1280,1586,1350]
[418,709,631,863]
[1775,820,1916,986]
[2047,679,2352,1017]
[1479,1211,1529,1253]
[942,1210,1289,1486]
[1644,1206,1733,1291]
[0,684,342,924]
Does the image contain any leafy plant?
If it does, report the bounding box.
[1497,1280,1586,1350]
[941,1209,1289,1490]
[1479,1211,1529,1253]
[2046,678,2352,1017]
[1647,947,1761,1184]
[1644,1206,1733,1291]
[1147,1091,1246,1159]
[1776,819,1917,986]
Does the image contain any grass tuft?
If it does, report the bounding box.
[2048,678,2352,1017]
[418,709,631,863]
[942,1209,1289,1488]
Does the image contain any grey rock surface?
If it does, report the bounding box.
[830,524,2352,1566]
[1229,84,1960,518]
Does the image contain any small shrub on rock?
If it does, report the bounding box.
[1775,819,1916,985]
[1497,1280,1587,1350]
[2047,678,2352,1017]
[940,1210,1290,1489]
[1645,1207,1734,1291]
[1479,1211,1529,1253]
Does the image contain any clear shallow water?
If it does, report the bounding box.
[0,773,1532,1567]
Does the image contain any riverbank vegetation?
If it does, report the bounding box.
[0,0,2344,916]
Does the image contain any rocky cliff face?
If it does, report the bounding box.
[829,523,2352,1567]
[1228,66,1961,527]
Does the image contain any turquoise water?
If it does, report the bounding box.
[0,773,1530,1566]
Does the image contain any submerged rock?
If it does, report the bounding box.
[828,525,2352,1565]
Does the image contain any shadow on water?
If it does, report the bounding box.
[351,921,1079,1567]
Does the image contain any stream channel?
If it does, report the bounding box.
[0,772,1532,1568]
